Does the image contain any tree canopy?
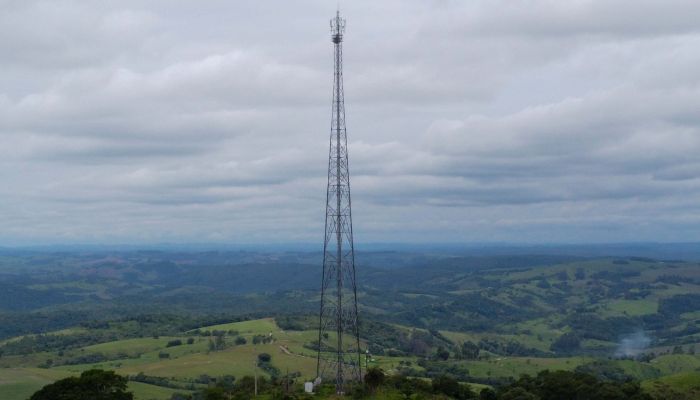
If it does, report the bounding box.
[30,369,133,400]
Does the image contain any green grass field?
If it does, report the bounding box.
[0,368,71,400]
[4,317,700,400]
[193,318,278,336]
[128,382,192,400]
[0,368,191,400]
[82,337,186,357]
[602,299,658,316]
[0,318,468,399]
[651,354,700,375]
[444,356,592,379]
[439,328,558,353]
[642,371,700,399]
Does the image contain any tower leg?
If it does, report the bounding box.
[317,11,362,394]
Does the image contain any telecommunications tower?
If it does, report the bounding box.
[316,10,362,393]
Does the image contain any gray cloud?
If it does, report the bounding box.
[1,0,699,245]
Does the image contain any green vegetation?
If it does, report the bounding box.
[26,367,661,400]
[0,250,699,399]
[643,372,700,400]
[0,368,72,400]
[29,369,132,400]
[3,317,699,399]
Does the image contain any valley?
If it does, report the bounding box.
[0,249,699,399]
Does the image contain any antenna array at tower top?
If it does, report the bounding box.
[330,11,345,43]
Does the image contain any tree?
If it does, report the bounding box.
[479,388,497,400]
[201,387,227,400]
[258,353,271,363]
[433,375,460,397]
[364,367,385,392]
[575,360,635,382]
[498,370,653,400]
[436,346,450,360]
[30,369,133,400]
[432,375,475,399]
[499,387,538,400]
[461,341,480,360]
[217,375,236,391]
[550,332,581,354]
[215,334,226,350]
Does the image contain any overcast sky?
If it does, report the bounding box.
[1,0,700,246]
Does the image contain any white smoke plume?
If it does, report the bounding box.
[615,331,652,358]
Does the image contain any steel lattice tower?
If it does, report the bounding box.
[316,11,362,394]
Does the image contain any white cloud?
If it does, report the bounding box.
[0,0,699,244]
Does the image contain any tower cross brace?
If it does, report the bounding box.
[316,10,362,394]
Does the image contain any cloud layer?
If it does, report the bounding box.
[1,0,700,245]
